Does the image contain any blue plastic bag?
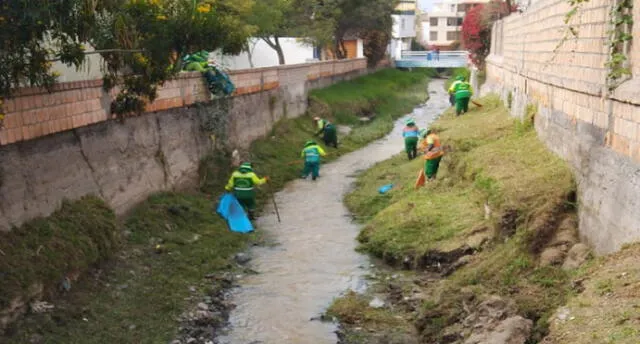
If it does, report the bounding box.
[216,193,254,233]
[378,184,394,194]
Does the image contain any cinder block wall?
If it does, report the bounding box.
[483,0,640,253]
[0,59,370,231]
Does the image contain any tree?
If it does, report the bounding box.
[248,0,304,65]
[95,0,254,115]
[0,0,253,116]
[302,0,394,61]
[0,0,118,98]
[362,30,391,68]
[461,1,514,67]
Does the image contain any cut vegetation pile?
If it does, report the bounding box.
[340,95,590,343]
[1,68,436,343]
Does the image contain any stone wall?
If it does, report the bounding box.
[0,59,369,231]
[483,0,640,253]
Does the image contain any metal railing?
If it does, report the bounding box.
[396,50,469,68]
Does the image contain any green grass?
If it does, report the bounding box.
[344,94,578,342]
[0,197,119,310]
[4,193,252,343]
[2,68,437,343]
[242,68,437,201]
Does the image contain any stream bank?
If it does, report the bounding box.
[218,79,450,344]
[0,69,436,344]
[333,96,592,344]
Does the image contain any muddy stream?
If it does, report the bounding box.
[219,79,450,344]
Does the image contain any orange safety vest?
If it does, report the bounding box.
[423,134,444,160]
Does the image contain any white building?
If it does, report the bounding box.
[426,0,491,49]
[215,38,318,70]
[390,0,418,59]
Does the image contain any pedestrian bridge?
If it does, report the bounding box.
[395,50,469,69]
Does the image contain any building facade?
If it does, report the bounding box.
[390,0,418,59]
[426,0,490,49]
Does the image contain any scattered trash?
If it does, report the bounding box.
[30,301,54,313]
[369,297,385,309]
[378,184,394,194]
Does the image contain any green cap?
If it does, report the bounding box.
[239,162,253,172]
[305,140,316,147]
[405,118,416,125]
[456,75,465,81]
[419,129,428,138]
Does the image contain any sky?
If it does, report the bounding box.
[419,0,433,11]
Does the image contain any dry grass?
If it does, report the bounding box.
[543,243,640,344]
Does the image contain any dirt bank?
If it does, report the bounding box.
[334,95,594,344]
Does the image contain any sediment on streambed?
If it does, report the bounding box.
[333,95,594,344]
[1,68,436,344]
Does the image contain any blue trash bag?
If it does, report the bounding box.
[216,193,254,233]
[378,184,394,194]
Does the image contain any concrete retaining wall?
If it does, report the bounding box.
[483,0,640,253]
[0,59,370,231]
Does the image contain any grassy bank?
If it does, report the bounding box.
[2,68,436,343]
[246,68,437,197]
[339,95,583,343]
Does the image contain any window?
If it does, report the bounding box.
[430,31,438,41]
[401,18,406,30]
[446,31,461,41]
[457,4,466,12]
[430,17,438,26]
[447,17,462,26]
[450,4,456,12]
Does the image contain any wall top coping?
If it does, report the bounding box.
[5,58,368,98]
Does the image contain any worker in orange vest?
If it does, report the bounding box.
[420,128,444,180]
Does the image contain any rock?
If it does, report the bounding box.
[562,243,591,270]
[186,338,196,344]
[170,340,181,344]
[555,306,571,322]
[465,316,532,344]
[234,253,251,265]
[539,247,566,267]
[128,324,136,330]
[369,297,385,309]
[189,286,197,293]
[197,302,209,311]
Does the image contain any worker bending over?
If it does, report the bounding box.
[402,118,420,160]
[225,162,268,219]
[448,75,474,116]
[314,117,338,148]
[420,129,444,180]
[301,140,327,181]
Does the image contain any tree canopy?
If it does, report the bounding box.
[1,0,253,115]
[0,0,394,117]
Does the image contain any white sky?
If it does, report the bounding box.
[419,0,433,11]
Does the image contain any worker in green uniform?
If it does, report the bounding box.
[301,140,327,181]
[225,162,268,219]
[402,118,420,160]
[448,75,474,116]
[314,117,338,148]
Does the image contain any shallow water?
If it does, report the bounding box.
[219,79,450,344]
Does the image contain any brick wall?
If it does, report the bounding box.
[483,0,640,253]
[0,58,367,146]
[0,58,370,233]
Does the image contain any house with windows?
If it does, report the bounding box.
[390,0,418,59]
[426,0,491,49]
